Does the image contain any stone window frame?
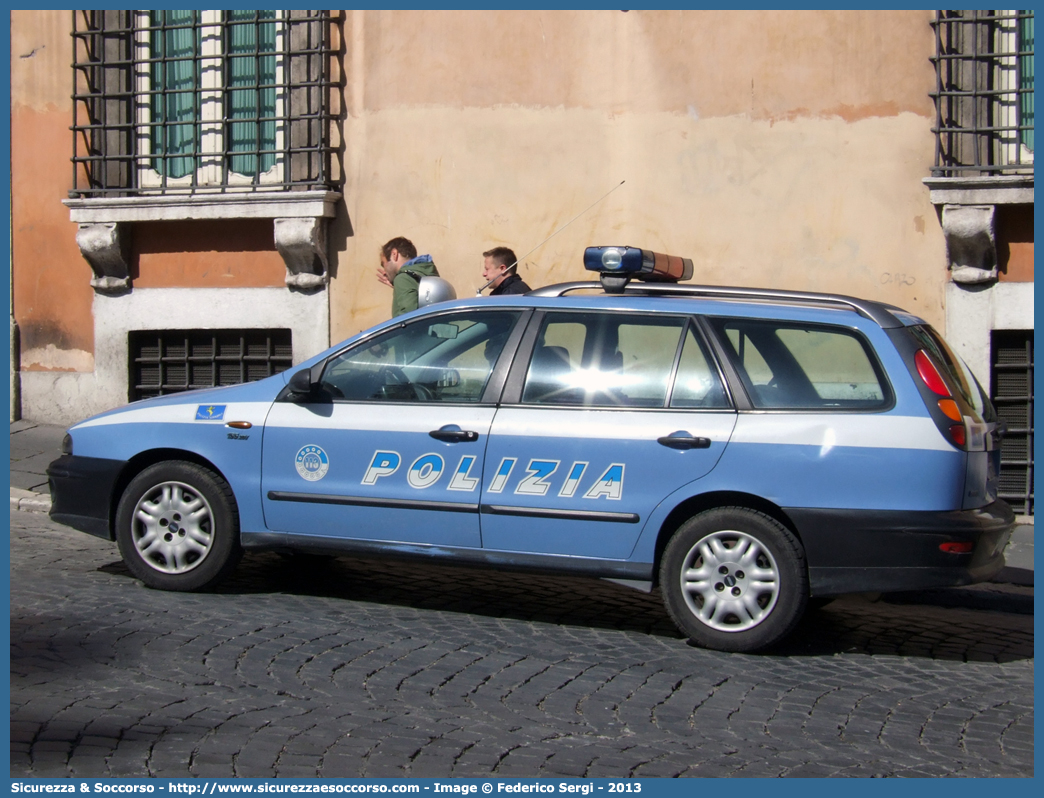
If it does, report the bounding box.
[66,9,341,292]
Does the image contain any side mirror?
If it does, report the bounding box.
[438,368,461,388]
[287,368,315,398]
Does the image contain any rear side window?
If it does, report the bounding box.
[709,318,891,410]
[669,325,731,409]
[522,312,688,407]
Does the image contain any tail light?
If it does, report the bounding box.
[937,398,962,421]
[915,350,950,396]
[939,541,974,554]
[914,350,970,450]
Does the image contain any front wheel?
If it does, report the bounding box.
[659,507,808,653]
[116,461,242,591]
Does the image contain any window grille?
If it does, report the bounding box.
[71,10,335,197]
[991,330,1033,515]
[129,329,293,401]
[930,10,1034,176]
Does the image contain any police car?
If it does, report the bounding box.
[47,247,1014,653]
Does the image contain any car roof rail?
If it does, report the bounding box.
[527,281,905,329]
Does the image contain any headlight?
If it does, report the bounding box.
[61,433,73,455]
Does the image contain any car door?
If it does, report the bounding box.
[262,309,524,547]
[480,310,738,559]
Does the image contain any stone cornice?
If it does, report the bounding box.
[63,190,341,224]
[923,175,1034,206]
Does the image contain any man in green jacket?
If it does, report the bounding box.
[378,236,441,317]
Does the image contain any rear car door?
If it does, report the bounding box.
[262,309,524,547]
[703,315,941,509]
[480,310,737,559]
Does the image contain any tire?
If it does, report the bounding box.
[115,461,242,591]
[659,507,808,653]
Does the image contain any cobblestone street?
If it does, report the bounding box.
[10,510,1034,779]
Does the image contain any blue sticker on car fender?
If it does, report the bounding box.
[195,404,226,421]
[295,445,330,481]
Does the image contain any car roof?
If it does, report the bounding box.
[436,281,917,330]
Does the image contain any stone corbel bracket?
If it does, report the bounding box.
[64,191,341,293]
[275,217,329,288]
[75,222,132,294]
[941,204,997,285]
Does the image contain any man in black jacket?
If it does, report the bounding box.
[482,246,532,295]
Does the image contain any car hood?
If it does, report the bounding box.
[70,372,288,429]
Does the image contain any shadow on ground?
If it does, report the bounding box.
[98,550,1034,664]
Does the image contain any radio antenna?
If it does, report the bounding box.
[476,179,626,295]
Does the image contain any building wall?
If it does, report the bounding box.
[10,10,326,425]
[330,9,948,340]
[945,203,1034,390]
[11,10,95,373]
[997,205,1034,283]
[10,9,1030,427]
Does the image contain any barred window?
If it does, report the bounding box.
[991,330,1033,516]
[930,10,1034,176]
[72,10,334,197]
[129,328,293,401]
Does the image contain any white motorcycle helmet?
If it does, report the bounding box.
[417,276,457,308]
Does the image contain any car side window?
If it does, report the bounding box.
[522,312,686,407]
[710,318,889,410]
[320,311,520,403]
[669,325,730,409]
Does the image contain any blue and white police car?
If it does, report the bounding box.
[47,247,1014,653]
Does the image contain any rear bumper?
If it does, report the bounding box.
[788,500,1016,596]
[46,454,126,540]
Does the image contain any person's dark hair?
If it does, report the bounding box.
[483,246,518,271]
[382,237,417,261]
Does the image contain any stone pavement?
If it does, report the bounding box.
[8,509,1035,778]
[10,420,63,512]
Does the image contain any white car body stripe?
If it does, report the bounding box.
[490,408,738,441]
[266,403,496,432]
[75,401,273,429]
[80,402,949,453]
[731,414,952,451]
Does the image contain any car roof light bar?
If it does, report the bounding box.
[583,246,695,294]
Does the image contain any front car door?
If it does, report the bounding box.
[262,309,525,547]
[480,310,738,560]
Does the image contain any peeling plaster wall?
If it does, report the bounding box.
[945,282,1035,389]
[330,9,945,341]
[12,9,961,425]
[11,11,97,366]
[20,345,94,373]
[332,108,945,341]
[10,11,308,424]
[21,288,329,426]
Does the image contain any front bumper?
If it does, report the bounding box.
[788,500,1016,596]
[47,454,127,540]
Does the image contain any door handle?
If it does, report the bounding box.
[657,432,711,450]
[429,425,479,443]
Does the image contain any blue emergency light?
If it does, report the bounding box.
[584,246,694,293]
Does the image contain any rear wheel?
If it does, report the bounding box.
[116,461,241,591]
[660,507,808,652]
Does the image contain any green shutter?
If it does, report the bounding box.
[227,10,277,178]
[150,10,200,179]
